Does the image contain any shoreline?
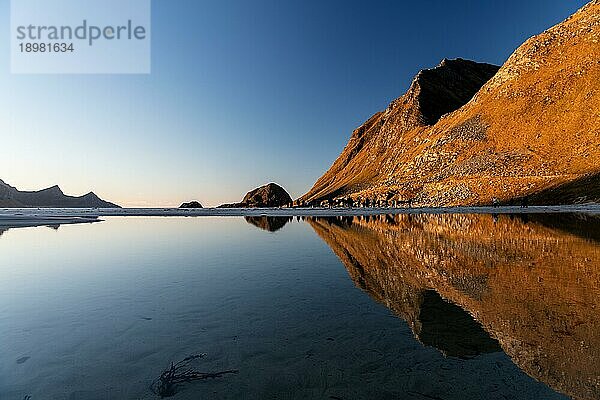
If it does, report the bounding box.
[0,204,599,222]
[0,214,101,229]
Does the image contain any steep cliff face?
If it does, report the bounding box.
[302,59,499,204]
[308,214,600,400]
[303,1,600,206]
[0,179,120,208]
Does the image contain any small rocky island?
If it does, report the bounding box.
[218,183,293,208]
[180,201,203,209]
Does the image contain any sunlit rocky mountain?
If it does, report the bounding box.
[302,1,600,207]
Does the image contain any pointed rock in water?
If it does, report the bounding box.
[180,201,203,209]
[301,1,600,207]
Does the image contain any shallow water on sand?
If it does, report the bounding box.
[1,214,598,399]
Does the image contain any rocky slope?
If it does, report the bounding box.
[302,1,600,206]
[309,213,600,400]
[0,179,119,208]
[219,183,293,208]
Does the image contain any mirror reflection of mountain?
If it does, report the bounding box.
[411,290,501,358]
[308,213,600,400]
[245,216,292,232]
[0,216,100,237]
[0,224,61,237]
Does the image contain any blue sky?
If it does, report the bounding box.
[0,0,588,207]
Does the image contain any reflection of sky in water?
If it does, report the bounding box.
[0,217,569,399]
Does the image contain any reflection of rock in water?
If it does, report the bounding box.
[416,291,501,358]
[245,216,292,232]
[0,224,60,236]
[0,216,99,237]
[525,213,600,244]
[308,213,600,400]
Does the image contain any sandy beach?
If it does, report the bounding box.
[1,204,600,221]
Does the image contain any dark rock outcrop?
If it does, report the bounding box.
[180,201,203,209]
[0,179,120,208]
[412,58,501,126]
[216,203,242,209]
[242,183,293,207]
[218,183,293,208]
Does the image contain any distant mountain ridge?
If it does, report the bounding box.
[0,179,120,208]
[302,1,600,206]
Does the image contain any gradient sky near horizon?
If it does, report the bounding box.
[0,0,588,207]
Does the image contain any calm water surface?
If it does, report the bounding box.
[1,214,599,399]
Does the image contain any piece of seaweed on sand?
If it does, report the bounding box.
[150,354,238,398]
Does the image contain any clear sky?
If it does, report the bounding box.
[0,0,588,207]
